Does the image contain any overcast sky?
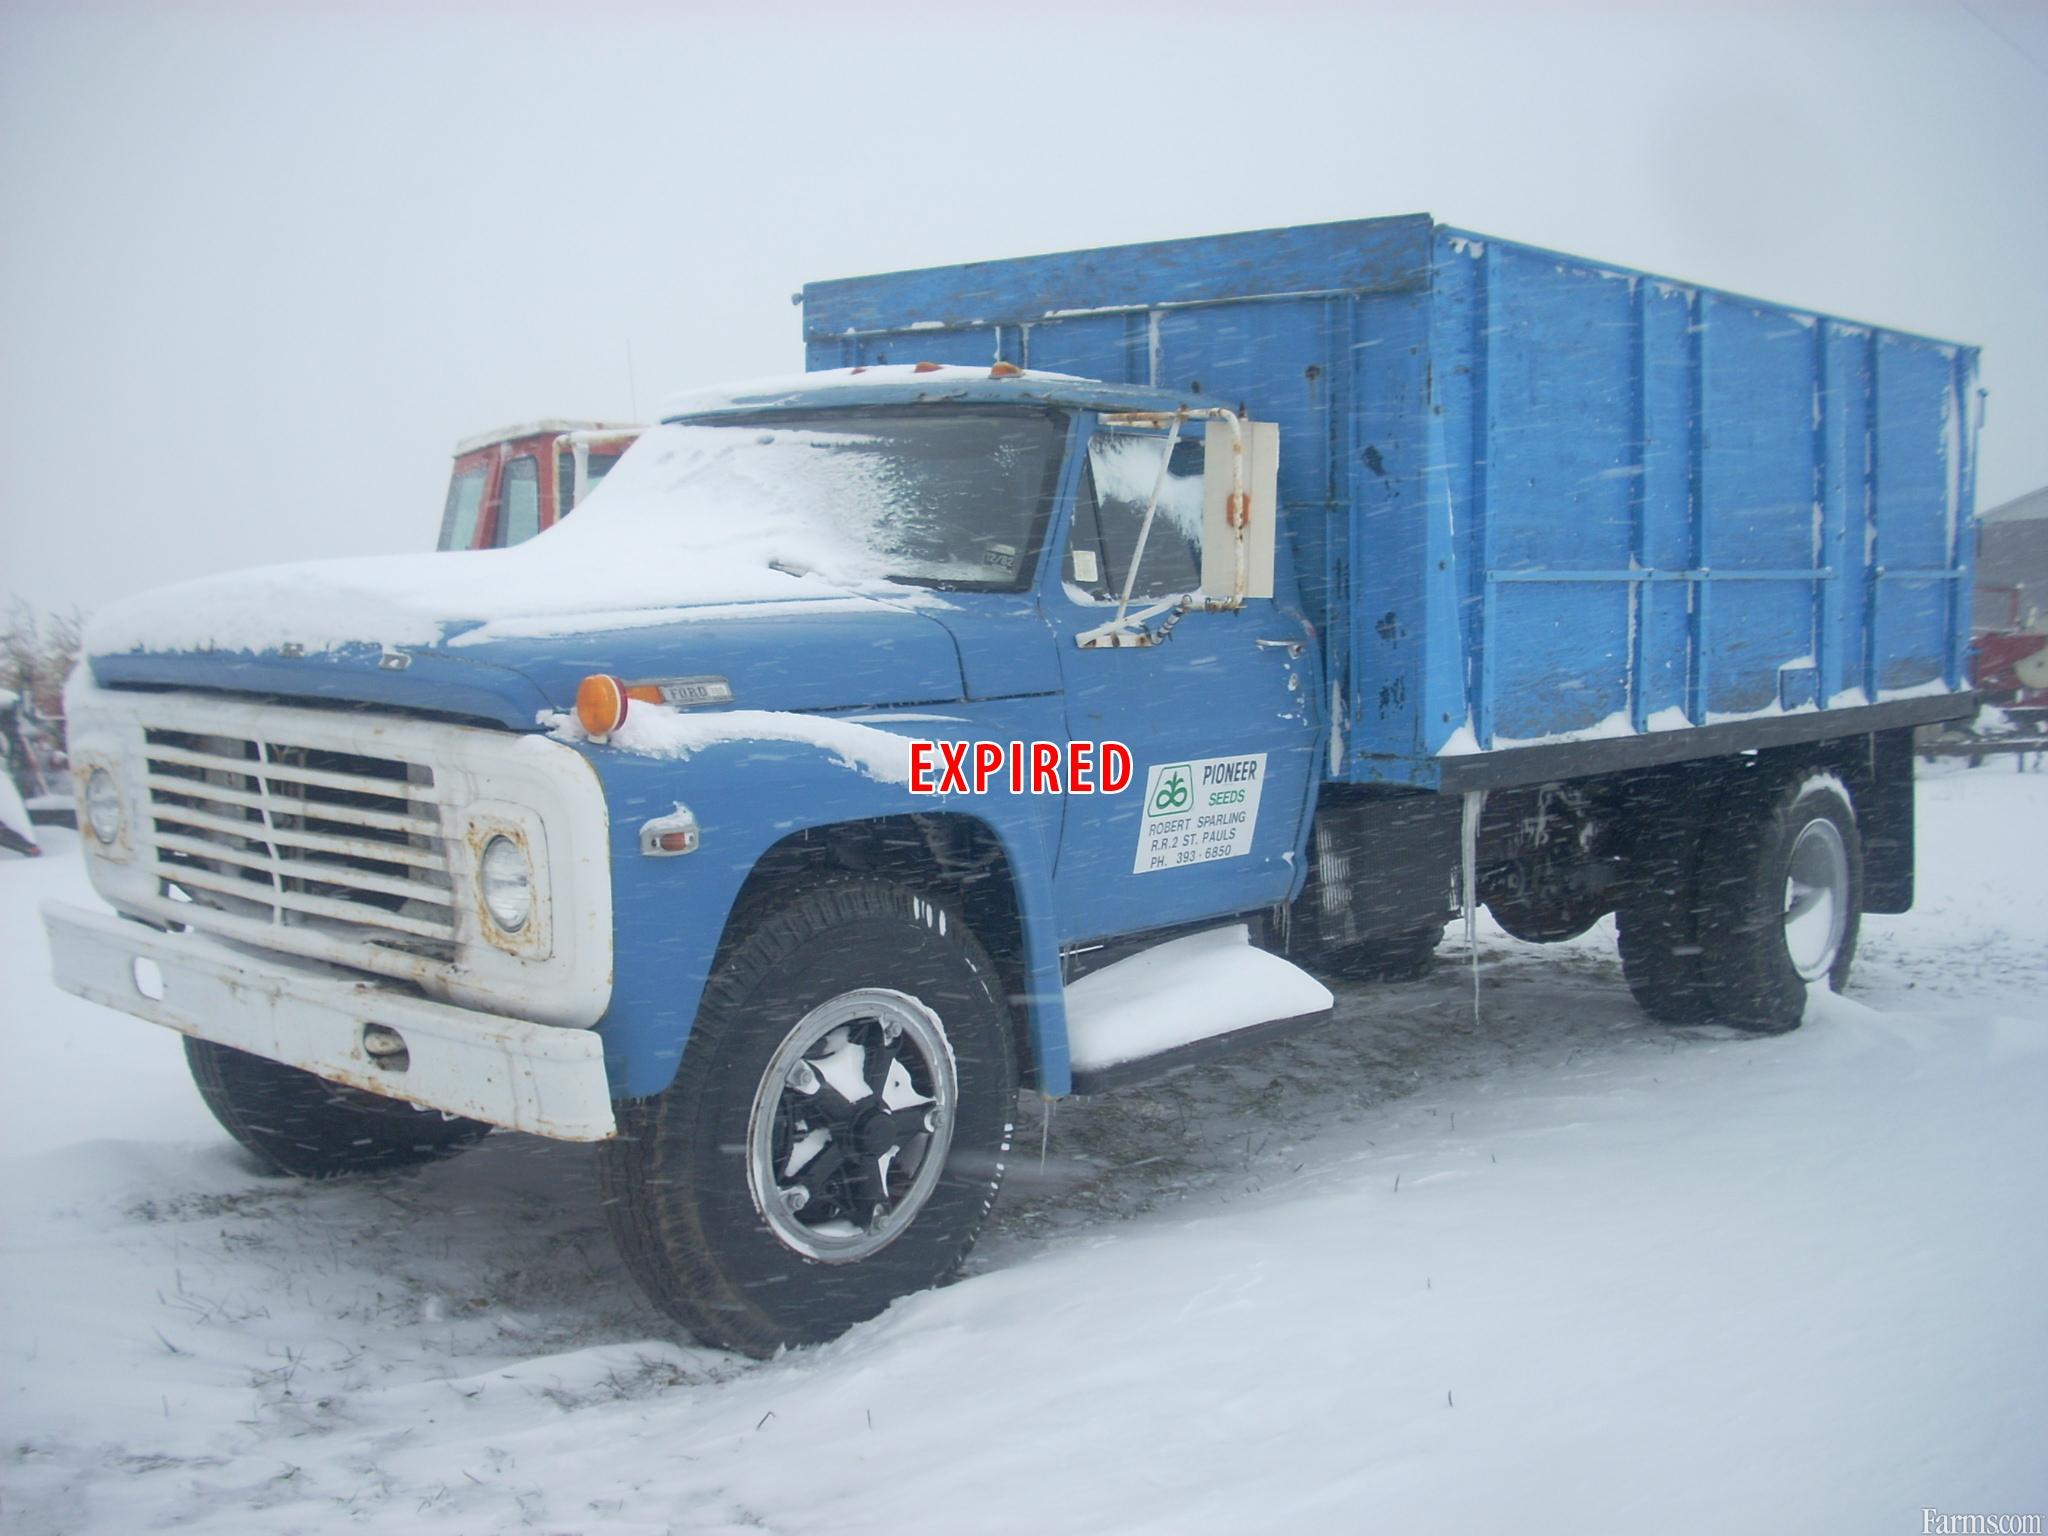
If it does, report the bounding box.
[3,0,2044,620]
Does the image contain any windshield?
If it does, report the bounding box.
[567,406,1068,593]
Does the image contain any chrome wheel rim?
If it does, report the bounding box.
[746,988,956,1264]
[1783,818,1850,981]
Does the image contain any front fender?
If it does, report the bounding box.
[581,701,1075,1099]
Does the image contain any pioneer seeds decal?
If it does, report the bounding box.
[1134,753,1266,873]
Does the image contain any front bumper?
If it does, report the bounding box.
[43,901,616,1141]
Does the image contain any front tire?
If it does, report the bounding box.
[184,1038,492,1178]
[599,879,1017,1357]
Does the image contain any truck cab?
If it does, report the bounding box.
[436,420,642,551]
[48,363,1338,1354]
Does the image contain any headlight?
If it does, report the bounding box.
[85,768,123,845]
[478,835,533,934]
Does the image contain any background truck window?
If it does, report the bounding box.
[556,451,624,519]
[498,455,540,547]
[1068,432,1204,601]
[437,467,487,551]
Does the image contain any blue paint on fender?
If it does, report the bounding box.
[583,692,1074,1098]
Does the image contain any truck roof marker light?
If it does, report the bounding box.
[576,674,629,738]
[912,360,944,373]
[989,361,1023,378]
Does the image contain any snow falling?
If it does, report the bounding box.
[4,760,2043,1532]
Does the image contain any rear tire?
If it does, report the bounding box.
[1617,887,1716,1025]
[598,879,1017,1357]
[1616,784,1722,1026]
[184,1038,492,1178]
[1693,773,1861,1034]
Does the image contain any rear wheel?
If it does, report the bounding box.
[599,879,1017,1357]
[1616,784,1722,1026]
[1693,773,1861,1033]
[1616,887,1715,1025]
[184,1038,491,1178]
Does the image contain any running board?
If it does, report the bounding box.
[1063,924,1334,1095]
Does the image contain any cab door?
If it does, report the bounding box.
[1043,417,1320,942]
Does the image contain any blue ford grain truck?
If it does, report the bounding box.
[44,217,1979,1353]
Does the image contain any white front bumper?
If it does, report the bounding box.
[43,901,616,1141]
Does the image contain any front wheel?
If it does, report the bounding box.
[599,879,1017,1356]
[184,1038,492,1177]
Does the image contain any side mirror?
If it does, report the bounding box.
[1202,419,1279,602]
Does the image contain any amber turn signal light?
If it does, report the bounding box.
[576,673,629,737]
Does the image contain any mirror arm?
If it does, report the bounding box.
[1075,592,1246,650]
[1110,413,1186,632]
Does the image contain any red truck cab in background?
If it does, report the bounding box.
[436,421,643,551]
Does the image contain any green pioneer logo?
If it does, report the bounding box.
[1149,764,1193,816]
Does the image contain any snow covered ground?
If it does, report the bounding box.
[3,763,2043,1534]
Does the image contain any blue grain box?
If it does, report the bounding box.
[802,217,1979,788]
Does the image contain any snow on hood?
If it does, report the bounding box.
[84,421,939,659]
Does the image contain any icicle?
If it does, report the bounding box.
[1460,789,1486,1027]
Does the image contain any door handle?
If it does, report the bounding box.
[1255,638,1304,658]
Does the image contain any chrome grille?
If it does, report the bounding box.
[141,724,456,953]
